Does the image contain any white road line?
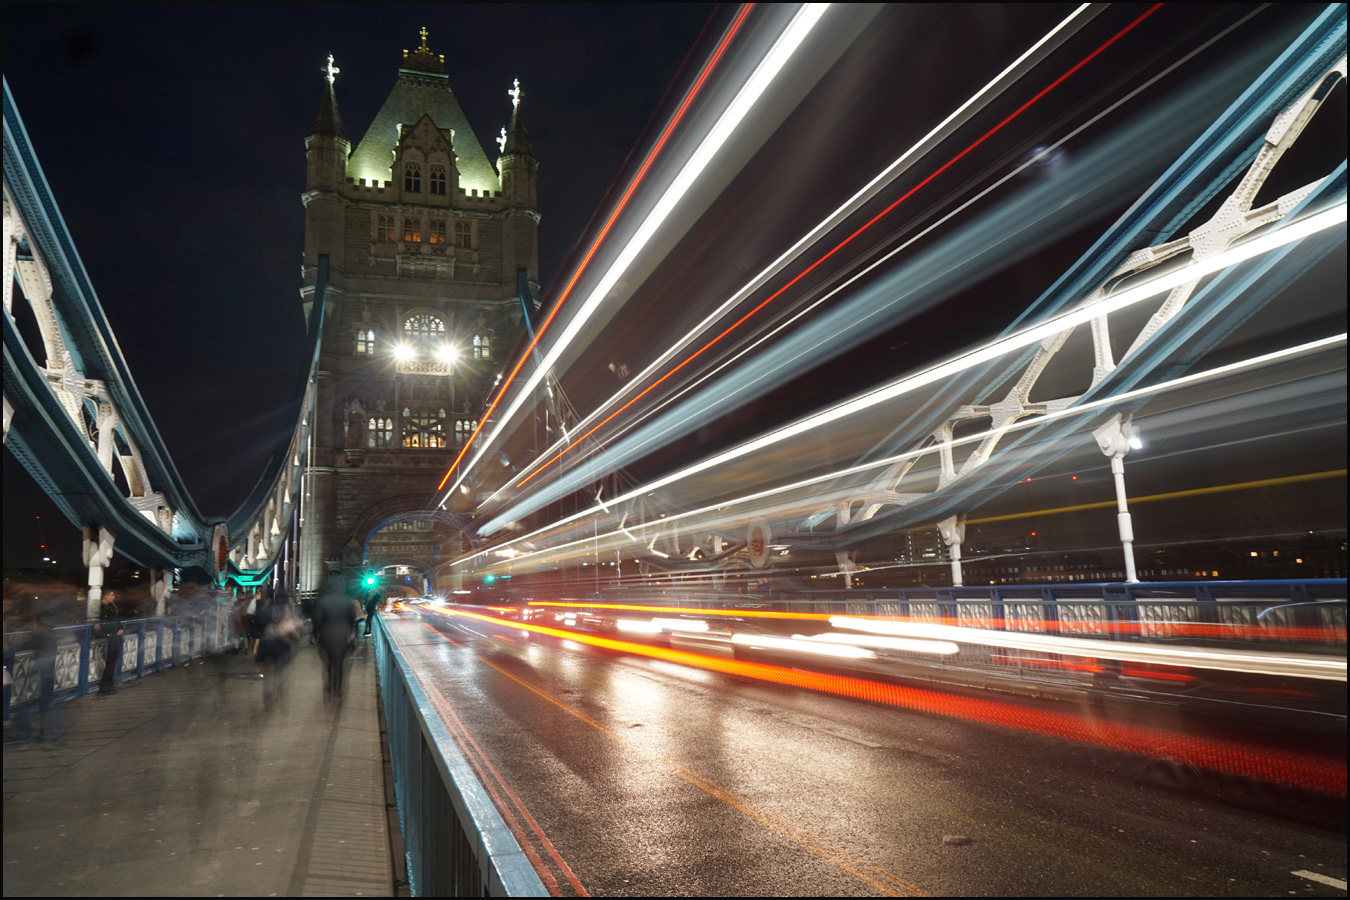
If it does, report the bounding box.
[791,720,881,748]
[1293,870,1348,890]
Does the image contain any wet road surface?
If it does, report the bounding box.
[384,607,1346,897]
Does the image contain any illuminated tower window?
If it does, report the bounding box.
[404,162,422,193]
[403,217,422,242]
[454,418,478,444]
[404,313,444,339]
[355,329,375,356]
[454,222,472,248]
[403,411,446,448]
[430,164,447,195]
[376,215,394,242]
[367,417,394,448]
[473,333,490,359]
[429,220,446,244]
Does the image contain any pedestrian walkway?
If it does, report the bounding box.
[2,638,402,897]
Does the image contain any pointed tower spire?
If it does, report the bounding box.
[500,78,534,159]
[309,54,347,139]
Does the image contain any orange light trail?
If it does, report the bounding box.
[523,600,1344,644]
[436,4,756,493]
[434,605,1345,796]
[517,4,1166,488]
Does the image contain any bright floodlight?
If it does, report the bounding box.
[393,343,415,362]
[436,344,459,364]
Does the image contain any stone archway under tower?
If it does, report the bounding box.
[357,506,481,594]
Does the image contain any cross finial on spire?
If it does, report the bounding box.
[509,78,523,109]
[323,54,340,85]
[420,26,429,49]
[497,127,508,154]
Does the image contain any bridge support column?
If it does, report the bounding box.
[82,525,115,620]
[151,568,173,616]
[937,515,966,587]
[1093,414,1139,583]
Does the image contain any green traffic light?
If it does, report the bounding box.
[365,575,376,585]
[484,574,496,583]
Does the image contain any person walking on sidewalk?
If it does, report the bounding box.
[314,570,357,701]
[94,590,124,695]
[362,589,380,637]
[255,586,302,710]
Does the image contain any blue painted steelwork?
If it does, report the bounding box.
[4,77,327,581]
[372,614,548,896]
[3,607,228,724]
[801,7,1348,547]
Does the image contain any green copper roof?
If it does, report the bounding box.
[348,70,499,193]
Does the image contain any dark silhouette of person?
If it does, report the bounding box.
[313,571,357,700]
[255,587,300,710]
[363,589,380,637]
[94,591,124,695]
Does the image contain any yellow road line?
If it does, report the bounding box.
[967,469,1346,525]
[478,655,929,896]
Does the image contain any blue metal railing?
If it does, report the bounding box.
[372,614,547,897]
[3,606,229,723]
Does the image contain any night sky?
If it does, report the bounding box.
[3,3,715,571]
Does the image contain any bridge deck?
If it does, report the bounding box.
[2,641,400,897]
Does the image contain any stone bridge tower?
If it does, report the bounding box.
[298,31,539,595]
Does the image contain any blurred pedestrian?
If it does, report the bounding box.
[313,569,357,700]
[13,607,64,746]
[363,589,380,637]
[300,589,318,644]
[94,590,124,695]
[255,586,301,710]
[231,595,250,654]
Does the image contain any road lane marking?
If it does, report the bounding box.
[478,655,929,896]
[1293,870,1348,890]
[791,719,882,747]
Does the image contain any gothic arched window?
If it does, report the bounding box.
[473,333,491,359]
[355,329,375,356]
[376,216,394,242]
[430,165,447,195]
[454,222,472,249]
[403,313,444,340]
[403,218,421,242]
[367,417,394,448]
[429,220,446,244]
[404,162,422,193]
[454,418,478,444]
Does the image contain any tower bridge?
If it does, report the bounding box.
[3,8,1346,897]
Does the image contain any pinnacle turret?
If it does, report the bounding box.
[308,54,347,140]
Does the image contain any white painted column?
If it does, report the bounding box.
[151,568,172,616]
[82,525,116,620]
[937,515,966,587]
[1092,413,1139,583]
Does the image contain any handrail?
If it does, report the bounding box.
[373,614,548,896]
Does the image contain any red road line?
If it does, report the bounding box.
[437,4,756,493]
[412,617,590,895]
[518,4,1166,488]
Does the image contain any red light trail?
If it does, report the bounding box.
[517,4,1166,488]
[436,4,756,493]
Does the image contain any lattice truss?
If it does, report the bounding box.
[807,53,1347,561]
[4,189,311,574]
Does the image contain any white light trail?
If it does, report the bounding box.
[477,203,1346,541]
[732,632,876,660]
[483,4,1100,505]
[828,616,1348,681]
[796,632,961,655]
[437,3,833,507]
[465,330,1346,569]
